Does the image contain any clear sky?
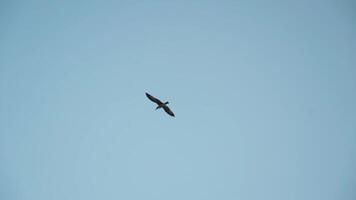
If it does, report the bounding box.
[1,1,355,200]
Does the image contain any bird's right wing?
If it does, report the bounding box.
[145,92,163,105]
[163,106,175,117]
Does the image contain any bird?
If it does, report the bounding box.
[145,92,175,117]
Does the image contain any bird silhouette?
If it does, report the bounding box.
[146,92,175,117]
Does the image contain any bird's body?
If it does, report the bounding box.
[146,92,175,117]
[156,102,169,109]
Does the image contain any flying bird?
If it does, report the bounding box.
[145,92,175,117]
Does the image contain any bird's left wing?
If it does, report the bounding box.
[146,92,163,105]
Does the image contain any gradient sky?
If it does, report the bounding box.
[1,1,356,200]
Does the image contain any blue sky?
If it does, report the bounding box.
[1,0,356,199]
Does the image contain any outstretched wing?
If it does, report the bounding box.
[146,92,163,105]
[163,106,175,117]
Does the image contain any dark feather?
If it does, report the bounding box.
[146,92,163,105]
[163,105,175,117]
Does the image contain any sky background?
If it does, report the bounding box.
[1,0,356,200]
